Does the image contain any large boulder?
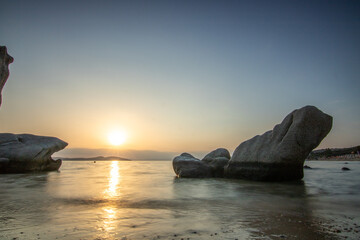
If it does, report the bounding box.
[0,133,68,173]
[202,148,231,177]
[173,153,212,178]
[0,46,14,106]
[224,106,332,181]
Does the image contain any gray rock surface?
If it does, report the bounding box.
[202,148,231,161]
[173,148,231,178]
[224,105,332,181]
[173,153,212,178]
[0,133,68,173]
[0,46,13,106]
[202,148,231,177]
[202,157,230,177]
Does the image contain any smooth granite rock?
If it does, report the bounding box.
[0,46,13,106]
[202,148,231,161]
[224,106,332,181]
[173,153,212,178]
[202,157,230,177]
[202,148,231,177]
[0,133,68,173]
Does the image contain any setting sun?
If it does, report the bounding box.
[108,130,127,146]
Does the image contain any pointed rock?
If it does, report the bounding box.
[0,46,13,107]
[224,106,332,181]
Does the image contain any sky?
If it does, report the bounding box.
[0,0,359,157]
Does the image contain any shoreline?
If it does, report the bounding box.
[307,156,360,161]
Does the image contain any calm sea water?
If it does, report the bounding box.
[0,160,359,240]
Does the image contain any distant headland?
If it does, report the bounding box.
[60,156,130,161]
[307,145,360,160]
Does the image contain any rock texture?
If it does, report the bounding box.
[173,153,212,178]
[224,106,332,181]
[0,133,68,173]
[173,148,231,178]
[202,148,231,177]
[0,46,13,106]
[202,148,231,161]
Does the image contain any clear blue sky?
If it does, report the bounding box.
[0,0,359,154]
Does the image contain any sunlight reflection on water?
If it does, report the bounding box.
[0,160,359,240]
[104,161,120,199]
[102,161,120,235]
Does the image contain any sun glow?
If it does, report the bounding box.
[107,130,127,146]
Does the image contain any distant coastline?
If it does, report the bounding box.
[59,156,131,161]
[307,145,360,161]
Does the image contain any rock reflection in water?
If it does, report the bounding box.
[171,178,337,239]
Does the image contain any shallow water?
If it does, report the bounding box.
[0,160,359,240]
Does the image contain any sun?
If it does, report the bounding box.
[108,130,127,146]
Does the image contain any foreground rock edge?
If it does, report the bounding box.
[0,133,68,173]
[0,47,68,173]
[0,46,13,107]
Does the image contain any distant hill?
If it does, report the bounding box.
[60,156,130,161]
[53,148,208,160]
[308,145,360,160]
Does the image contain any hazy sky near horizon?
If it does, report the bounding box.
[0,0,359,153]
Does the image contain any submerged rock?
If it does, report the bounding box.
[225,106,332,181]
[0,133,68,173]
[202,148,231,177]
[173,153,212,178]
[0,46,14,106]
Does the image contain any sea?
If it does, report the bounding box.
[0,160,359,240]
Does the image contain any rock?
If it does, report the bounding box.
[303,165,312,169]
[202,148,231,177]
[0,133,68,173]
[225,106,332,181]
[202,157,229,177]
[173,153,212,178]
[173,148,231,178]
[0,46,14,107]
[202,148,230,161]
[342,167,350,171]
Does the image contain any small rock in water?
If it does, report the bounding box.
[303,165,312,169]
[172,153,212,178]
[342,167,350,171]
